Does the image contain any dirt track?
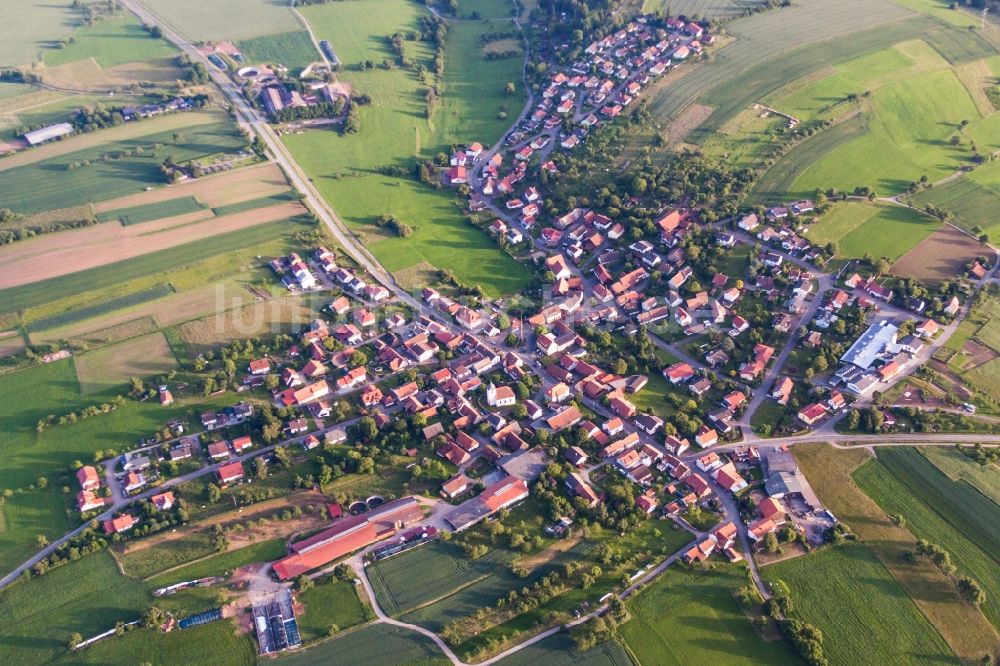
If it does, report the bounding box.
[0,200,304,287]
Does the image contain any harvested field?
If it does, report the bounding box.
[74,331,177,394]
[890,224,986,283]
[0,201,304,288]
[0,331,25,358]
[177,296,319,355]
[663,102,715,146]
[92,162,291,211]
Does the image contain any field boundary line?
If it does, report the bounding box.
[395,572,493,617]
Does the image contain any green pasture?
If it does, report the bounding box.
[764,542,957,665]
[0,488,74,589]
[456,0,517,19]
[854,456,1000,630]
[0,120,246,215]
[236,31,319,72]
[0,1,80,67]
[273,623,449,666]
[118,531,216,580]
[909,159,1000,241]
[619,564,800,665]
[133,0,301,42]
[96,196,207,225]
[296,577,368,643]
[43,16,177,68]
[804,202,939,262]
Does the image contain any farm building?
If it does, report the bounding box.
[23,122,74,146]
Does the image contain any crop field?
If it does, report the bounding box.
[74,331,177,393]
[290,0,530,296]
[764,543,958,666]
[922,20,998,63]
[803,202,939,262]
[27,284,175,333]
[619,564,800,665]
[150,538,286,586]
[236,31,319,72]
[494,633,633,666]
[909,159,1000,241]
[923,447,1000,504]
[875,448,1000,562]
[96,196,207,225]
[0,1,79,67]
[641,0,768,17]
[117,531,216,580]
[0,119,247,215]
[211,190,298,216]
[70,620,258,666]
[854,457,1000,631]
[0,219,296,315]
[792,443,998,660]
[134,0,302,42]
[892,0,982,28]
[274,623,449,666]
[0,200,301,289]
[296,577,368,643]
[369,541,517,617]
[649,3,925,138]
[42,16,177,68]
[889,224,986,283]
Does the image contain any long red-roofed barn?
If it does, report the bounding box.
[272,497,424,580]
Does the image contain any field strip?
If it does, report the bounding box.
[0,110,223,172]
[91,161,291,211]
[0,201,305,288]
[392,573,493,617]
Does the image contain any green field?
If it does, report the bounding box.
[0,120,246,215]
[0,219,296,315]
[923,447,1000,505]
[0,93,108,143]
[118,531,217,580]
[0,550,255,665]
[43,16,177,68]
[764,542,958,665]
[236,31,319,72]
[0,488,74,587]
[0,1,80,66]
[854,456,1000,630]
[909,159,1000,241]
[150,538,287,585]
[891,0,981,28]
[273,623,449,666]
[494,633,633,666]
[369,541,518,618]
[641,0,767,17]
[790,68,983,196]
[96,196,207,225]
[804,202,939,261]
[134,0,302,42]
[619,564,801,665]
[290,0,530,296]
[27,284,176,332]
[211,190,298,217]
[296,577,368,643]
[873,448,1000,567]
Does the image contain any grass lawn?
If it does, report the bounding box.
[619,563,801,665]
[288,0,530,296]
[149,538,287,586]
[296,577,369,643]
[0,119,247,215]
[629,372,678,420]
[43,16,177,68]
[236,31,319,73]
[272,622,450,666]
[854,457,1000,631]
[791,68,982,196]
[803,202,939,262]
[764,543,959,665]
[791,443,996,660]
